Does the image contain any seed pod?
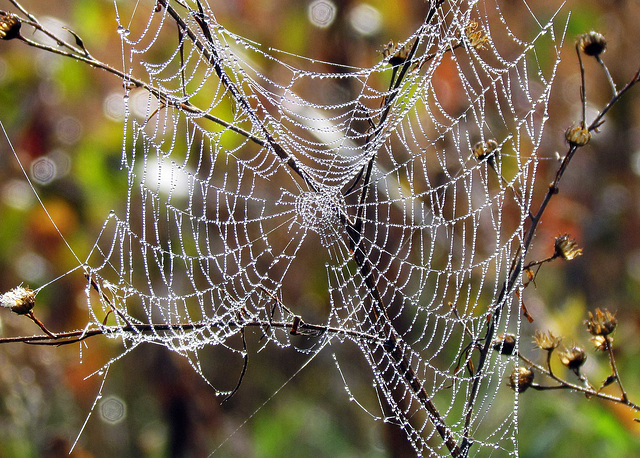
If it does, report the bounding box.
[0,286,36,315]
[590,335,609,352]
[577,31,607,57]
[558,346,587,370]
[585,308,617,336]
[533,330,561,352]
[473,139,499,161]
[554,234,583,261]
[492,333,516,355]
[565,123,591,147]
[0,11,21,41]
[508,367,534,393]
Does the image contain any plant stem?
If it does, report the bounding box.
[518,352,640,411]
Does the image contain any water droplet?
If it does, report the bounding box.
[117,25,130,37]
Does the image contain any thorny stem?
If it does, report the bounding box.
[518,352,640,411]
[460,61,640,453]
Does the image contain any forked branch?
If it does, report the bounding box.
[461,31,640,451]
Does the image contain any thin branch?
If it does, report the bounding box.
[460,67,640,452]
[221,328,248,404]
[518,352,640,411]
[576,42,587,127]
[0,317,384,347]
[605,337,629,403]
[159,0,319,192]
[7,8,268,149]
[596,55,617,97]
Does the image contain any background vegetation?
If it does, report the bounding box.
[0,0,639,456]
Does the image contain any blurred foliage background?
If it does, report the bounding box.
[0,0,639,456]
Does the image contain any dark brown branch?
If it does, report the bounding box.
[158,0,319,192]
[460,66,640,453]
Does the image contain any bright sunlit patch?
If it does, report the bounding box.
[349,4,381,36]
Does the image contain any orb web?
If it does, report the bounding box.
[76,0,567,455]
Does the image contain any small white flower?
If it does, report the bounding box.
[0,286,36,314]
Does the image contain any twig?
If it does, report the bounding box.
[576,42,587,127]
[460,65,640,452]
[518,352,640,411]
[595,55,617,97]
[604,337,629,403]
[24,311,56,339]
[221,328,248,404]
[0,317,384,346]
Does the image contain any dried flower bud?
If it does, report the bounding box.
[0,11,21,40]
[558,346,587,370]
[0,286,36,315]
[473,139,499,161]
[465,21,490,50]
[382,40,412,66]
[492,333,516,355]
[585,308,617,336]
[565,123,591,146]
[578,31,607,57]
[554,234,583,261]
[590,335,610,352]
[533,330,561,352]
[508,366,534,393]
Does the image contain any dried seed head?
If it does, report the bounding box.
[558,345,587,370]
[554,234,583,261]
[578,31,607,57]
[533,330,561,352]
[473,139,499,161]
[565,123,591,146]
[492,333,516,355]
[590,335,609,352]
[508,366,534,393]
[0,11,21,40]
[382,40,412,66]
[381,40,395,59]
[0,286,36,315]
[585,308,617,336]
[465,21,490,50]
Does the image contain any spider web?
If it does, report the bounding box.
[79,0,564,455]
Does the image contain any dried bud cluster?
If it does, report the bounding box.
[533,330,561,352]
[590,335,609,352]
[554,234,583,261]
[577,31,607,57]
[0,11,21,40]
[558,345,587,371]
[565,123,591,147]
[0,286,36,315]
[585,308,617,336]
[465,21,490,50]
[492,333,516,355]
[382,40,412,66]
[473,139,499,161]
[508,367,534,393]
